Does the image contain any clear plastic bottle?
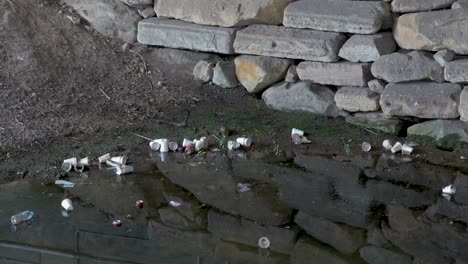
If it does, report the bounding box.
[11,211,35,225]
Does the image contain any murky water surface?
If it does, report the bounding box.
[0,149,467,263]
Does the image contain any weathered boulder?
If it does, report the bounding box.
[120,0,153,7]
[138,7,156,19]
[234,55,292,94]
[193,60,217,83]
[371,51,444,83]
[445,59,468,83]
[368,79,386,94]
[155,0,293,27]
[234,24,346,62]
[291,237,351,264]
[285,65,298,83]
[434,50,456,67]
[346,112,404,135]
[137,18,237,54]
[407,120,468,143]
[295,211,365,254]
[335,87,380,112]
[394,9,468,54]
[453,0,468,8]
[459,87,468,121]
[297,61,372,87]
[360,246,412,264]
[380,82,461,119]
[391,0,456,12]
[207,210,298,254]
[64,0,141,43]
[262,82,344,117]
[212,61,238,88]
[283,0,391,34]
[339,33,396,63]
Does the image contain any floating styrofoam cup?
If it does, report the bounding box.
[111,156,128,165]
[442,184,456,195]
[291,128,304,137]
[194,140,205,152]
[168,141,178,152]
[391,142,403,154]
[61,199,73,212]
[106,160,120,168]
[401,144,414,155]
[185,143,195,155]
[74,163,85,172]
[116,165,134,175]
[228,140,240,150]
[62,162,73,172]
[160,139,169,153]
[160,152,168,162]
[258,237,270,249]
[149,141,161,151]
[236,137,252,147]
[182,139,193,147]
[79,157,90,166]
[382,140,392,150]
[98,153,111,163]
[63,157,77,166]
[361,142,372,152]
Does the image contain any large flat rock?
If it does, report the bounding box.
[371,51,444,83]
[137,18,237,54]
[64,0,141,43]
[234,24,346,62]
[334,87,380,112]
[338,33,396,63]
[380,82,461,119]
[392,0,456,12]
[445,59,468,83]
[262,82,344,117]
[345,112,404,135]
[297,61,372,87]
[394,9,468,55]
[283,0,390,34]
[155,0,293,27]
[407,120,468,143]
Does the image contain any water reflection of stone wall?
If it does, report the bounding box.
[1,151,468,263]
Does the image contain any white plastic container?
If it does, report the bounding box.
[236,137,252,147]
[160,139,169,153]
[111,156,128,165]
[442,184,456,195]
[228,140,240,150]
[168,141,178,152]
[291,128,304,137]
[116,165,134,175]
[98,153,111,163]
[63,157,77,166]
[382,140,392,150]
[79,157,90,166]
[149,141,161,151]
[61,199,74,212]
[361,142,372,152]
[182,139,193,147]
[11,211,35,225]
[401,144,414,155]
[391,142,403,154]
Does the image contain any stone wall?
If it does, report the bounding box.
[65,0,468,138]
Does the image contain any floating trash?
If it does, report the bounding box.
[79,157,90,166]
[116,165,134,175]
[169,201,182,207]
[361,142,371,152]
[106,160,120,168]
[62,162,73,172]
[74,163,85,172]
[11,210,35,225]
[61,199,73,212]
[55,180,75,188]
[111,156,128,165]
[258,237,270,249]
[112,220,122,227]
[382,140,392,151]
[291,128,304,137]
[98,153,111,163]
[237,137,252,147]
[442,184,456,195]
[391,142,403,154]
[136,200,144,209]
[228,140,240,151]
[401,144,414,155]
[63,157,78,166]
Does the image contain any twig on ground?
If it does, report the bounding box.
[363,128,378,135]
[99,88,111,100]
[129,49,155,89]
[130,132,153,141]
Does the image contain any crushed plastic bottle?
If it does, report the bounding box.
[11,210,35,225]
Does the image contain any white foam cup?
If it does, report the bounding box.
[228,140,240,150]
[116,165,134,175]
[391,142,403,154]
[74,163,85,172]
[382,140,392,150]
[160,139,169,153]
[182,139,193,147]
[361,142,372,152]
[168,141,178,152]
[111,156,128,165]
[291,128,304,137]
[236,137,252,147]
[63,157,77,166]
[79,157,89,166]
[149,141,161,151]
[401,144,414,155]
[194,140,205,152]
[98,153,111,163]
[61,199,74,212]
[62,162,72,172]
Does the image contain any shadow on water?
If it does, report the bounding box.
[1,147,468,263]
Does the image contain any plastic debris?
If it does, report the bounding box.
[382,140,392,151]
[98,153,111,163]
[442,184,456,195]
[291,128,311,145]
[62,162,73,172]
[63,157,78,166]
[116,165,134,175]
[182,139,193,147]
[136,200,144,209]
[168,141,178,152]
[11,211,35,225]
[149,140,161,151]
[300,137,312,144]
[237,183,252,193]
[391,142,403,154]
[361,142,371,152]
[291,128,304,137]
[258,237,270,249]
[61,199,73,212]
[55,180,75,188]
[169,201,182,207]
[228,140,240,151]
[79,157,90,166]
[111,156,128,165]
[112,220,122,227]
[74,163,85,172]
[236,137,252,147]
[106,160,120,168]
[401,144,414,155]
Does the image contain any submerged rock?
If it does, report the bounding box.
[346,112,404,135]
